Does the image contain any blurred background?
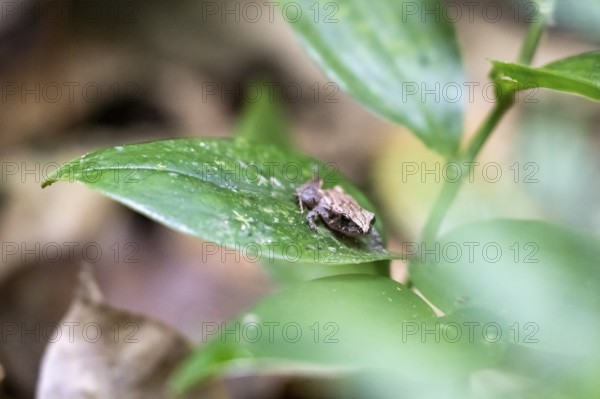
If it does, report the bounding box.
[0,0,598,397]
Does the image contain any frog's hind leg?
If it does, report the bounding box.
[369,227,385,251]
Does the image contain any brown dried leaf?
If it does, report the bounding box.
[36,265,190,399]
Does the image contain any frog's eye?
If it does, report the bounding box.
[340,214,353,225]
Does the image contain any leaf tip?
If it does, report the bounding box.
[41,178,56,189]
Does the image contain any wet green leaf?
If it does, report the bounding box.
[232,81,391,278]
[42,138,394,264]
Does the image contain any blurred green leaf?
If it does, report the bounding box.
[234,80,292,150]
[409,219,600,360]
[42,138,394,264]
[553,0,600,42]
[491,51,600,101]
[172,275,507,395]
[515,98,600,232]
[482,343,600,399]
[262,259,389,285]
[279,0,465,156]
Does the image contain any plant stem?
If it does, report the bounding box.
[463,96,513,166]
[420,5,553,244]
[422,97,511,243]
[517,0,553,65]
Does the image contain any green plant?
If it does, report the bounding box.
[43,0,600,397]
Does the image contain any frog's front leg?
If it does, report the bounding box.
[306,206,330,231]
[297,196,304,212]
[305,208,320,230]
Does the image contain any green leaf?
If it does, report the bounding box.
[262,259,389,286]
[42,138,394,264]
[409,219,600,359]
[553,0,600,42]
[491,51,600,101]
[230,81,392,279]
[280,0,464,156]
[489,344,600,399]
[234,80,292,150]
[172,275,506,395]
[515,98,600,231]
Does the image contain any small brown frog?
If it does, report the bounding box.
[295,178,376,237]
